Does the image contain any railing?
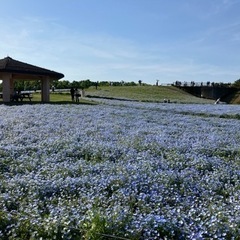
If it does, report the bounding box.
[173,81,233,87]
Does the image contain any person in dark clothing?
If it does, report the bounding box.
[70,87,75,101]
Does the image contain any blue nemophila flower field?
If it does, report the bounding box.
[0,101,239,239]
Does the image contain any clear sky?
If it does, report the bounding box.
[0,0,240,85]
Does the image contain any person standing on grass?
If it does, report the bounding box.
[75,88,81,102]
[70,87,75,101]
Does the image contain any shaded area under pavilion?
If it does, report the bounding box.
[0,56,64,102]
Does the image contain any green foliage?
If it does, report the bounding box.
[79,79,93,89]
[233,79,240,88]
[13,80,40,91]
[83,213,109,240]
[58,79,94,89]
[82,211,139,240]
[54,80,71,89]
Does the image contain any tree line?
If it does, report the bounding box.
[0,78,239,92]
[0,79,139,91]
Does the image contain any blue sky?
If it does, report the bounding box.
[0,0,240,84]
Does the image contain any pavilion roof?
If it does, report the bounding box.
[0,56,64,80]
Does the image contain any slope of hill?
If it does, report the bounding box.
[85,85,215,104]
[224,90,240,104]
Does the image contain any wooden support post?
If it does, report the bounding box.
[41,77,50,102]
[2,73,12,102]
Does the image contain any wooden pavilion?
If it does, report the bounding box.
[0,56,64,102]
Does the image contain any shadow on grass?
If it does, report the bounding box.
[86,95,136,102]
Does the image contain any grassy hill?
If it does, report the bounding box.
[85,85,215,104]
[3,85,239,104]
[222,89,240,104]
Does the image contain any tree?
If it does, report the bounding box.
[79,79,93,89]
[52,80,71,89]
[233,79,240,88]
[14,80,41,91]
[99,81,110,87]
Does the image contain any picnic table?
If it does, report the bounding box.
[17,93,33,101]
[0,92,33,101]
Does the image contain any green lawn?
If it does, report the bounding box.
[0,86,219,104]
[39,92,97,104]
[85,85,215,103]
[0,92,97,105]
